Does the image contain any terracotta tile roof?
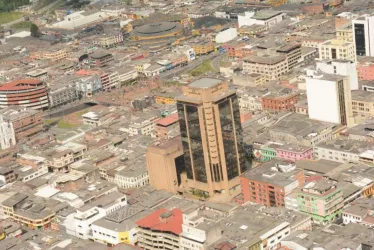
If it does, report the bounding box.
[363,215,374,225]
[215,242,237,250]
[155,113,179,127]
[136,208,183,235]
[75,69,105,77]
[0,79,43,91]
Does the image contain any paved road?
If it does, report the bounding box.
[211,53,226,72]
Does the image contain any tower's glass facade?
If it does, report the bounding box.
[354,23,366,56]
[177,94,248,184]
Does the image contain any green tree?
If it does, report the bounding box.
[30,23,39,37]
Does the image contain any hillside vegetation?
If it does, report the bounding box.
[0,0,29,12]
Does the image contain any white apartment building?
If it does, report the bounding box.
[215,28,237,44]
[313,145,360,163]
[114,158,149,189]
[316,60,358,90]
[117,67,138,84]
[180,210,222,250]
[0,114,15,150]
[238,11,285,28]
[92,222,127,245]
[128,117,159,137]
[74,75,102,97]
[352,14,374,56]
[18,165,49,182]
[342,209,367,225]
[238,93,262,112]
[312,139,371,163]
[67,191,127,240]
[259,222,291,250]
[306,70,353,126]
[82,111,102,127]
[92,205,146,246]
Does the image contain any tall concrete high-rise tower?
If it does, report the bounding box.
[352,14,374,57]
[176,78,249,197]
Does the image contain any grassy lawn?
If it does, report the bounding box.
[0,12,24,25]
[10,21,32,29]
[189,60,215,77]
[76,110,88,117]
[44,119,59,125]
[57,119,79,129]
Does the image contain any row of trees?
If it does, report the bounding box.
[0,0,29,12]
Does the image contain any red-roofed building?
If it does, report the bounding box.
[0,79,48,109]
[136,208,183,249]
[155,113,180,139]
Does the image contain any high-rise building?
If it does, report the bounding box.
[306,70,353,127]
[316,60,358,90]
[176,78,249,197]
[352,15,374,56]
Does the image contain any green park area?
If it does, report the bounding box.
[57,119,79,129]
[189,60,215,77]
[11,21,32,29]
[0,11,23,25]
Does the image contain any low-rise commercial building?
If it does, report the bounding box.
[74,74,103,97]
[269,113,336,147]
[128,116,160,137]
[0,168,16,186]
[31,48,68,61]
[93,32,124,48]
[67,191,127,240]
[351,90,374,123]
[25,69,48,82]
[191,41,215,55]
[313,138,370,163]
[261,91,299,112]
[240,160,305,207]
[276,143,313,162]
[1,192,67,230]
[243,55,288,81]
[136,208,183,249]
[116,67,138,85]
[357,57,374,81]
[92,205,149,246]
[114,156,149,189]
[346,123,374,143]
[48,84,78,108]
[45,142,88,172]
[90,51,114,67]
[0,108,44,144]
[155,113,179,139]
[298,179,343,224]
[319,39,356,62]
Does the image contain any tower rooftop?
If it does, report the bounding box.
[189,78,222,89]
